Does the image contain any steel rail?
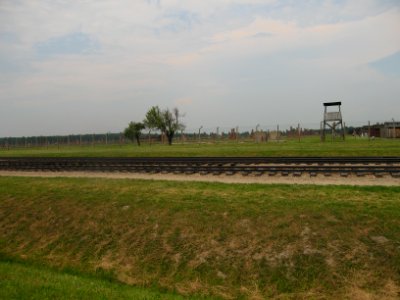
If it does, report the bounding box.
[1,156,400,164]
[0,157,399,177]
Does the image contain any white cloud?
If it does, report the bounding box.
[0,0,399,136]
[166,7,400,69]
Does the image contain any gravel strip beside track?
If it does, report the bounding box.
[1,170,399,186]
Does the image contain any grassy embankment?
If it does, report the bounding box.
[1,136,400,157]
[1,176,399,299]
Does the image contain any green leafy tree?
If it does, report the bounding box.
[124,122,145,146]
[144,106,185,145]
[143,106,162,138]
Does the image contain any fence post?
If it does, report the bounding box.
[198,126,203,144]
[392,118,396,139]
[277,125,280,141]
[298,123,301,142]
[368,121,371,141]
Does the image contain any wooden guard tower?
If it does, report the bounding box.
[321,102,345,141]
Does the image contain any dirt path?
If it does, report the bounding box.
[1,171,399,186]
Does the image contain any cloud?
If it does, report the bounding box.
[212,17,296,43]
[156,10,200,33]
[0,0,399,136]
[179,8,400,68]
[252,32,273,38]
[174,97,193,106]
[166,53,201,66]
[35,32,100,58]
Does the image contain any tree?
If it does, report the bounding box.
[144,106,185,145]
[143,106,162,131]
[124,122,145,146]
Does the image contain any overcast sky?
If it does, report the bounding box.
[1,0,399,136]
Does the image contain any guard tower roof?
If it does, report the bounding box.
[323,102,341,106]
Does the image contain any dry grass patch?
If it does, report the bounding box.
[0,176,399,299]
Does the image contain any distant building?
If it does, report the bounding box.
[360,121,399,138]
[369,126,381,137]
[362,124,382,137]
[381,121,400,138]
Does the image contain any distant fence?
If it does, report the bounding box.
[0,120,398,150]
[0,129,319,150]
[0,133,125,150]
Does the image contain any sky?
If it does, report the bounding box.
[0,0,399,136]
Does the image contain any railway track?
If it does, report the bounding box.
[1,157,400,177]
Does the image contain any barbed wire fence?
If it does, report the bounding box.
[0,120,398,150]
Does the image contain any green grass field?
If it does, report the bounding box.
[1,136,400,157]
[0,260,197,300]
[1,176,399,299]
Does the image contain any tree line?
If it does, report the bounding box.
[124,106,185,146]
